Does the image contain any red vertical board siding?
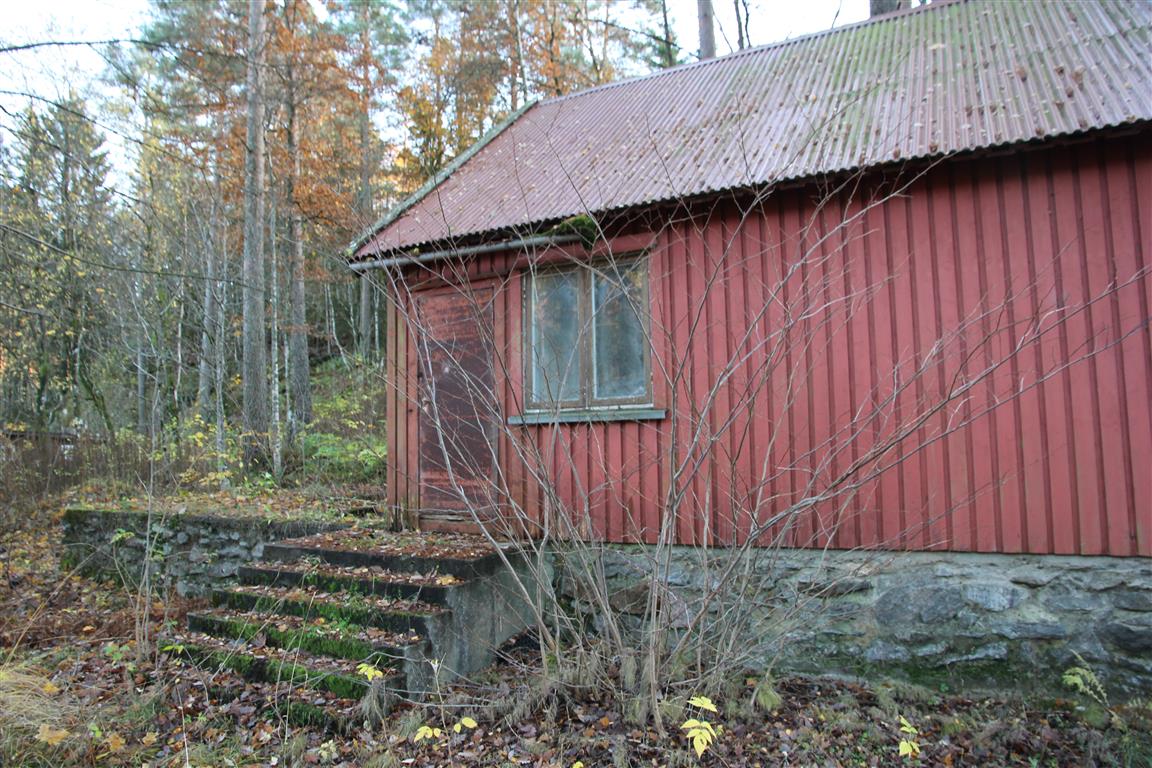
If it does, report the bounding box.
[1130,140,1152,556]
[837,195,865,550]
[907,184,937,549]
[744,206,769,545]
[780,197,805,547]
[810,201,835,548]
[731,208,756,545]
[1052,151,1103,554]
[1013,155,1052,554]
[718,209,740,542]
[389,135,1151,557]
[1079,147,1124,555]
[841,194,870,549]
[925,174,958,550]
[1109,141,1152,557]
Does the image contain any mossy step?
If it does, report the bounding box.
[212,584,446,635]
[238,563,458,605]
[198,669,366,733]
[169,632,401,702]
[187,608,425,663]
[263,529,510,578]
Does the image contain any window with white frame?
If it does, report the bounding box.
[525,258,650,409]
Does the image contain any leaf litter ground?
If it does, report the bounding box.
[2,494,1149,767]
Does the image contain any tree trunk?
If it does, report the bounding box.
[658,0,676,68]
[214,224,229,488]
[697,0,716,60]
[270,189,283,479]
[358,273,373,359]
[509,0,526,109]
[241,0,268,468]
[355,41,377,363]
[287,62,312,435]
[733,0,746,50]
[197,242,215,422]
[198,171,222,424]
[869,0,908,17]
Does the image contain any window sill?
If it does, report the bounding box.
[508,408,666,426]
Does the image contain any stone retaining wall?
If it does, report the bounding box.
[558,547,1151,697]
[61,507,350,597]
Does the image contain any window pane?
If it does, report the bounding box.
[531,271,581,403]
[592,263,647,400]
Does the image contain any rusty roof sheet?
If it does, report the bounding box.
[356,0,1152,259]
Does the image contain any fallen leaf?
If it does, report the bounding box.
[106,732,126,752]
[35,723,70,746]
[141,731,158,746]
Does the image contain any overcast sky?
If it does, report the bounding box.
[0,0,870,181]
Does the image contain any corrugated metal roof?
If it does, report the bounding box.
[356,0,1152,259]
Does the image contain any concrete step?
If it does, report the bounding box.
[263,528,507,579]
[187,607,426,662]
[168,631,402,703]
[178,527,535,707]
[212,583,448,636]
[192,667,368,732]
[237,562,462,605]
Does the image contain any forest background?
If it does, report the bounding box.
[0,0,869,492]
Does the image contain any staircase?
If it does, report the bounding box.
[167,528,537,729]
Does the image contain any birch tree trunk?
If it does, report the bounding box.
[270,188,283,479]
[214,227,229,488]
[358,275,372,360]
[197,238,216,422]
[241,0,269,468]
[198,171,223,424]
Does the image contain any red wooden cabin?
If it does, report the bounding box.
[352,0,1151,557]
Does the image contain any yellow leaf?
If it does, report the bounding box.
[41,680,60,695]
[106,732,126,752]
[573,763,585,768]
[688,695,718,713]
[692,732,711,757]
[681,720,716,737]
[413,724,442,743]
[35,723,70,746]
[459,716,477,729]
[899,739,921,757]
[453,723,461,734]
[435,575,459,586]
[141,731,158,746]
[356,663,383,682]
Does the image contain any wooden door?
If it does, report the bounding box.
[415,287,497,523]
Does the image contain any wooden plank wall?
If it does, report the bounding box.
[381,133,1150,556]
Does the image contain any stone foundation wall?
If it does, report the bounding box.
[61,507,349,597]
[558,547,1151,698]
